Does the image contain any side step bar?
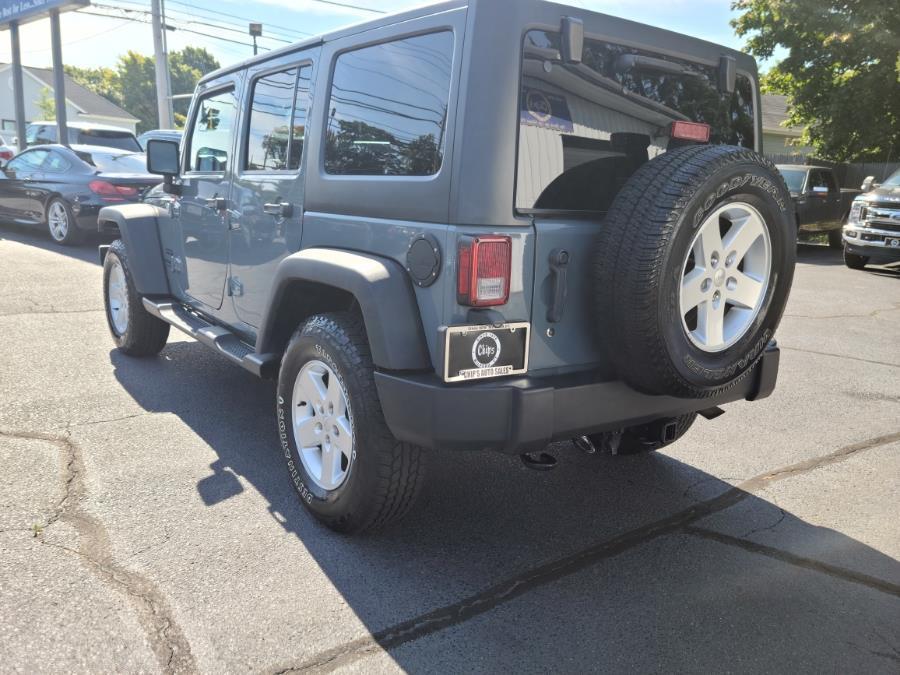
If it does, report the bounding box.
[142,297,280,379]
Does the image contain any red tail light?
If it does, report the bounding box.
[671,121,711,143]
[89,180,138,200]
[0,150,13,161]
[457,235,512,307]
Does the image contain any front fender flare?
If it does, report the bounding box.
[98,204,170,295]
[257,248,431,372]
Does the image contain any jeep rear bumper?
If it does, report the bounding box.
[375,343,780,453]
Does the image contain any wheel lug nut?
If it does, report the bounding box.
[332,425,339,436]
[710,252,720,268]
[725,252,736,267]
[726,277,737,291]
[701,278,712,293]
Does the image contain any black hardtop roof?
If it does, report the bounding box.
[200,0,755,85]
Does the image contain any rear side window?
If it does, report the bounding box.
[74,130,141,152]
[44,152,72,173]
[186,88,237,173]
[245,64,312,172]
[324,31,453,176]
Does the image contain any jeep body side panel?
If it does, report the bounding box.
[256,248,431,371]
[98,204,170,296]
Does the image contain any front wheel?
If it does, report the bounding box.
[843,246,869,270]
[46,198,82,246]
[103,239,170,356]
[276,312,425,534]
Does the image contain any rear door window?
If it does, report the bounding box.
[517,30,756,213]
[245,64,312,172]
[186,88,238,173]
[324,31,453,176]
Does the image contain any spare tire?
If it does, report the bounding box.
[593,145,795,398]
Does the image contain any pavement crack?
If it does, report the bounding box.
[0,428,196,674]
[684,526,900,598]
[738,507,786,538]
[266,430,900,674]
[783,303,900,320]
[56,411,152,431]
[0,308,104,319]
[780,346,900,370]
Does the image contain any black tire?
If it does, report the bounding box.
[103,239,170,356]
[45,197,83,246]
[827,228,843,249]
[588,413,697,455]
[843,246,869,270]
[593,145,796,398]
[276,312,425,534]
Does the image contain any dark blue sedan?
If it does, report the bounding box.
[0,144,160,245]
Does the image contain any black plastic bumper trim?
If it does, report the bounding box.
[375,343,780,453]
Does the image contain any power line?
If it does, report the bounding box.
[77,8,271,51]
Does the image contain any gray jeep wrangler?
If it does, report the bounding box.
[99,0,795,533]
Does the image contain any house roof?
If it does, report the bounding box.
[0,63,138,123]
[761,94,803,137]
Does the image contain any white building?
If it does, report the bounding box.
[0,63,138,138]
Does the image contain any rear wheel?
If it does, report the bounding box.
[103,239,170,356]
[843,246,869,270]
[46,198,82,246]
[593,145,796,398]
[276,312,425,534]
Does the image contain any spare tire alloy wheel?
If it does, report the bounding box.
[680,203,771,353]
[594,145,796,398]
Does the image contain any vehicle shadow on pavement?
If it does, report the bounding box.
[0,222,108,265]
[110,342,900,672]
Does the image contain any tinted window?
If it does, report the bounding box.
[7,149,48,171]
[74,129,141,152]
[78,151,148,174]
[324,32,453,176]
[28,125,56,145]
[517,30,756,212]
[245,65,311,172]
[44,152,72,173]
[808,170,834,192]
[187,89,237,172]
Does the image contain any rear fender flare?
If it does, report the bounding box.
[257,248,432,372]
[98,204,170,295]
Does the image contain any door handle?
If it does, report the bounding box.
[205,196,227,211]
[263,201,293,218]
[547,248,570,323]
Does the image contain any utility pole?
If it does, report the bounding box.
[49,9,68,146]
[151,0,174,129]
[9,22,27,151]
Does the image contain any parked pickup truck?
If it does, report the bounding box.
[98,0,795,534]
[777,165,860,247]
[842,168,900,269]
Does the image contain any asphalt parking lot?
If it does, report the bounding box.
[1,225,898,673]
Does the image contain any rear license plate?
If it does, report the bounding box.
[443,322,530,383]
[886,237,900,248]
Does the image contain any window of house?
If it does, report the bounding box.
[186,88,237,173]
[245,64,312,172]
[324,31,454,176]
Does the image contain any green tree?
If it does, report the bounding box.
[36,87,56,120]
[732,0,900,161]
[60,48,220,133]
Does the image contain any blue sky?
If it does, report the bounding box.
[1,0,778,79]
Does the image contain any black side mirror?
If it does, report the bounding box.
[147,139,180,176]
[146,139,181,195]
